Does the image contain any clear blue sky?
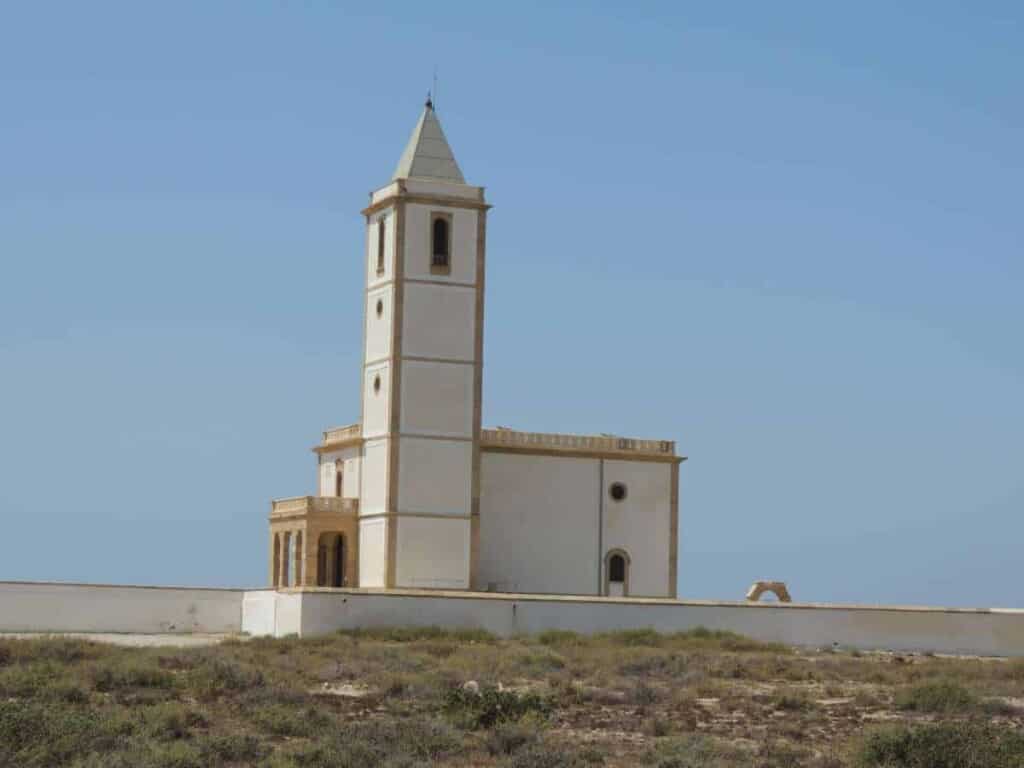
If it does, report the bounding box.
[1,2,1021,606]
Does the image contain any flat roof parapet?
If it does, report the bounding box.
[313,424,683,462]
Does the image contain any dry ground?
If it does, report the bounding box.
[2,627,1024,767]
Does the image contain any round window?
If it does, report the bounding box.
[373,375,381,394]
[609,482,627,502]
[376,299,383,318]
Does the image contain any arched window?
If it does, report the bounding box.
[335,459,344,498]
[376,218,386,275]
[431,215,450,269]
[272,533,281,587]
[609,554,626,583]
[605,549,630,597]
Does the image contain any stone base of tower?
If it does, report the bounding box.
[393,515,471,590]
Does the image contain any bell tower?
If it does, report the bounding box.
[357,99,488,589]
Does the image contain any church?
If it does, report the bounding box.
[268,100,684,599]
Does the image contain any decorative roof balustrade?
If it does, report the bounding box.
[270,496,358,520]
[481,428,676,457]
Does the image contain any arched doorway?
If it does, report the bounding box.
[333,535,345,587]
[604,549,630,597]
[317,533,346,588]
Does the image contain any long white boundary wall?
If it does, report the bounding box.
[0,581,244,635]
[245,588,1024,657]
[4,582,1022,657]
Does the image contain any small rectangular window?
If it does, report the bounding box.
[430,212,451,274]
[376,218,386,275]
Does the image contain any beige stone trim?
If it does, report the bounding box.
[312,437,361,454]
[385,201,407,589]
[363,192,491,217]
[469,208,487,590]
[669,461,679,599]
[359,512,472,521]
[481,445,684,464]
[368,277,478,291]
[364,354,478,367]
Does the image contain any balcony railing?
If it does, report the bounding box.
[271,496,358,518]
[313,423,675,457]
[321,424,361,445]
[481,428,675,457]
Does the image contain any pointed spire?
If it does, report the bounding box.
[392,99,465,184]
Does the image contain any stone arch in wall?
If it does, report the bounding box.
[318,533,347,588]
[604,549,631,597]
[746,581,792,603]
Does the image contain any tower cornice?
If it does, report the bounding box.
[361,184,491,218]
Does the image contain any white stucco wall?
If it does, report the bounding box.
[0,581,243,634]
[362,363,390,438]
[602,460,673,597]
[364,285,394,363]
[318,446,361,498]
[261,589,1024,657]
[401,282,476,361]
[398,437,472,515]
[359,439,388,516]
[403,203,478,284]
[400,360,474,437]
[395,517,470,589]
[479,453,601,595]
[479,452,674,597]
[358,518,387,588]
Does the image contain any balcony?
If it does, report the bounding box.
[314,423,362,453]
[270,496,359,521]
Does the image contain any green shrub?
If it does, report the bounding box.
[197,733,267,763]
[487,721,539,756]
[894,680,978,713]
[0,661,80,699]
[643,733,751,768]
[633,681,660,706]
[445,684,553,729]
[91,659,174,692]
[0,699,134,767]
[505,742,606,767]
[535,630,587,648]
[248,701,332,737]
[597,628,663,647]
[0,637,105,666]
[268,718,461,767]
[139,702,207,741]
[338,625,496,644]
[187,657,263,698]
[769,690,815,712]
[1005,658,1024,681]
[853,721,1024,768]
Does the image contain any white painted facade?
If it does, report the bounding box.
[271,100,681,597]
[478,453,675,597]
